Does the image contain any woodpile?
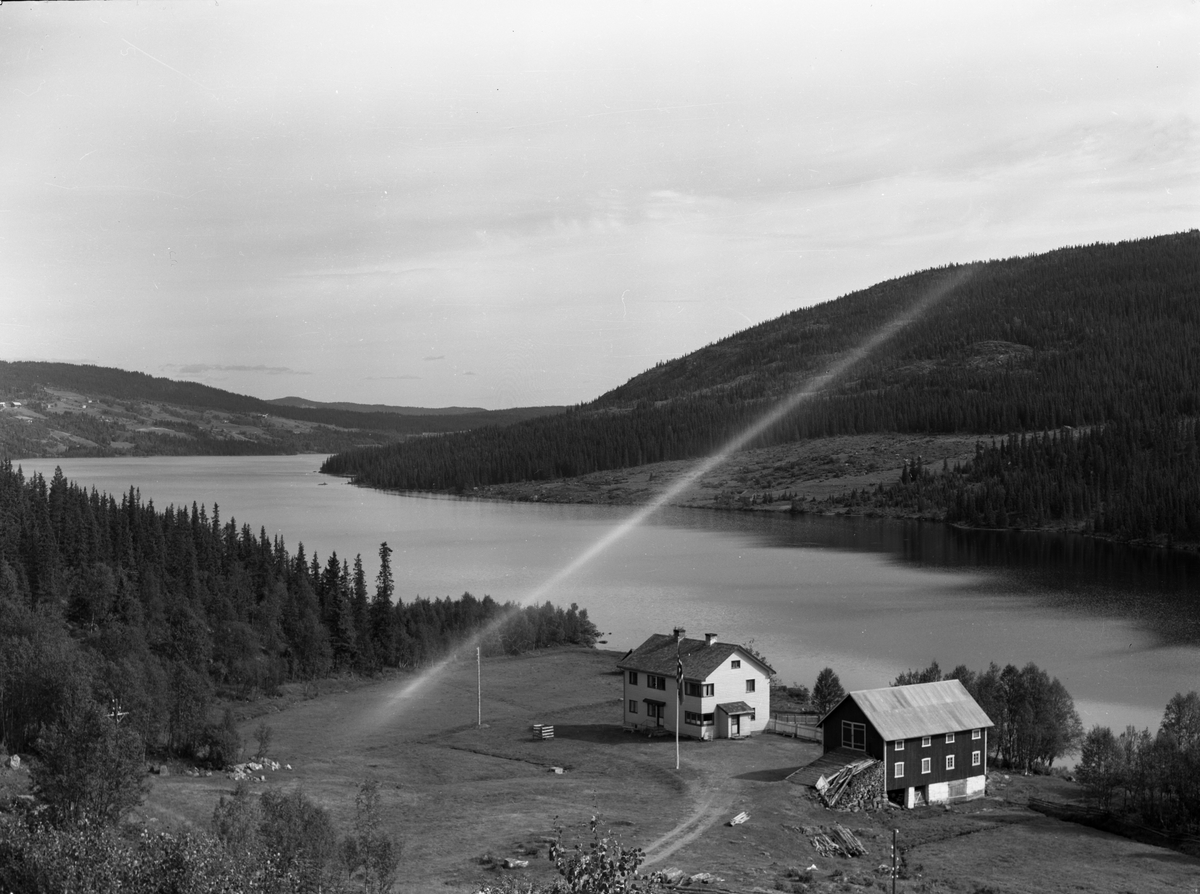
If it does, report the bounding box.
[810,823,869,859]
[815,759,884,810]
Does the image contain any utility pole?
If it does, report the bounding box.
[477,646,482,728]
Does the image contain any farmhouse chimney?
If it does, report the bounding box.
[704,633,718,646]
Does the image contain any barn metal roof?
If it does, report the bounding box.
[826,680,994,741]
[616,633,774,679]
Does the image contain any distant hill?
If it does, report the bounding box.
[268,396,490,416]
[321,233,1200,544]
[0,362,564,458]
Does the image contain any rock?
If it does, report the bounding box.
[5,754,21,770]
[502,858,529,869]
[660,868,685,883]
[549,766,564,774]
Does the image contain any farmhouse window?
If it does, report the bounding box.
[921,736,931,748]
[731,659,741,669]
[946,755,955,771]
[702,712,714,724]
[685,682,714,697]
[647,675,666,691]
[628,700,637,714]
[972,750,981,767]
[745,679,755,693]
[972,729,981,740]
[945,732,955,744]
[894,762,904,778]
[842,720,866,751]
[628,671,638,685]
[684,711,702,726]
[750,710,756,721]
[894,739,904,751]
[921,757,931,774]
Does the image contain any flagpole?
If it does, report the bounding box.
[674,627,685,771]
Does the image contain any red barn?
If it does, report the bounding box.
[819,680,993,807]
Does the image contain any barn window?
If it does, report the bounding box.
[628,700,637,714]
[945,732,955,744]
[894,762,904,778]
[628,671,638,685]
[922,736,931,747]
[921,758,931,774]
[972,750,981,767]
[972,729,981,740]
[894,740,904,751]
[731,659,741,669]
[946,755,955,771]
[842,721,866,751]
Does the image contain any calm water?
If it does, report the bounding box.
[18,455,1200,744]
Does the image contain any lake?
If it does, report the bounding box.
[17,454,1199,745]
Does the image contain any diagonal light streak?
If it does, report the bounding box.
[361,265,975,726]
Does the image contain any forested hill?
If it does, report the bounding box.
[322,232,1199,493]
[0,362,564,458]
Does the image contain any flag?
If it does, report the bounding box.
[676,656,684,700]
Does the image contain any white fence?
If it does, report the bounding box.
[765,717,821,742]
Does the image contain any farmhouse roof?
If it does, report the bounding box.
[717,701,755,715]
[823,680,993,741]
[617,633,774,679]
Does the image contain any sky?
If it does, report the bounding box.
[2,2,1196,410]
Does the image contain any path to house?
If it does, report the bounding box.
[138,647,1200,893]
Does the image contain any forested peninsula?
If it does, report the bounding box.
[0,459,598,761]
[322,233,1200,548]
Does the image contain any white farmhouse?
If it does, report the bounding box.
[617,632,772,740]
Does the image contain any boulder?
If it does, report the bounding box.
[6,754,21,770]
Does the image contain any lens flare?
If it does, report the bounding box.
[361,266,975,727]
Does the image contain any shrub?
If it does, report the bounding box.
[30,687,148,828]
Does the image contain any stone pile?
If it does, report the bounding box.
[228,758,285,782]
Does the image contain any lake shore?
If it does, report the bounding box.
[340,430,1200,555]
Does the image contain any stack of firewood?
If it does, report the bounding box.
[816,759,884,810]
[810,823,869,859]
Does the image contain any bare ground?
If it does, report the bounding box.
[129,648,1199,894]
[469,432,981,515]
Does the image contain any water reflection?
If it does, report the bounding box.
[642,508,1200,648]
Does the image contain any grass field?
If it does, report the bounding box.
[135,647,1200,893]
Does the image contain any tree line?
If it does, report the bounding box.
[1076,691,1200,837]
[857,415,1200,546]
[0,459,598,766]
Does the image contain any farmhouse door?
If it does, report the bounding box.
[730,715,740,736]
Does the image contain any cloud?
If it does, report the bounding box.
[173,364,309,376]
[366,374,421,381]
[423,355,445,362]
